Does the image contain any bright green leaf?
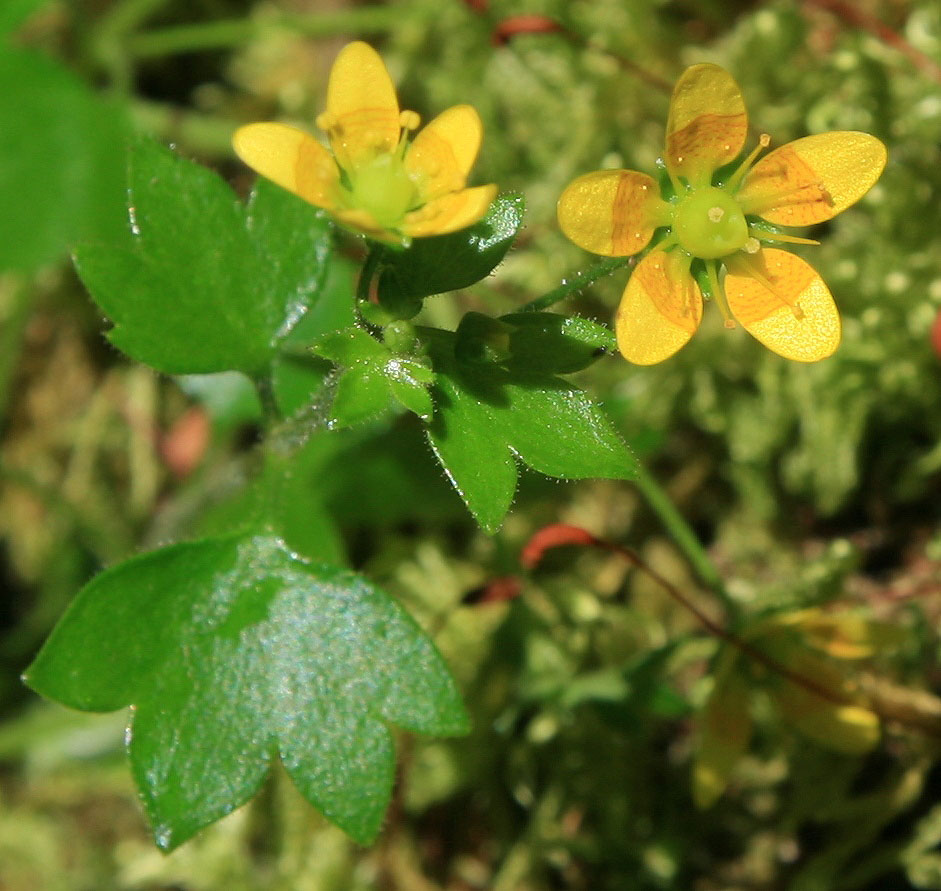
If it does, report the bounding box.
[332,364,394,428]
[314,326,436,426]
[0,48,127,271]
[424,330,635,532]
[377,193,524,310]
[24,535,468,849]
[74,141,334,376]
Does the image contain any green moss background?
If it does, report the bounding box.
[2,0,941,887]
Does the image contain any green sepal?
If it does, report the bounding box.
[24,535,468,850]
[376,193,524,308]
[422,329,635,532]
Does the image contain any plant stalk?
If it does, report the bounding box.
[518,255,634,313]
[129,7,424,58]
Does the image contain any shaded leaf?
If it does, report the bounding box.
[424,329,635,532]
[377,193,524,312]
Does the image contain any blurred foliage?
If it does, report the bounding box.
[1,0,941,888]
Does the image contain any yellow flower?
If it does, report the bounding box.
[557,64,887,364]
[233,41,497,245]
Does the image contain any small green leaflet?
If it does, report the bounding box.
[24,536,468,849]
[74,140,335,376]
[313,326,435,426]
[423,329,636,532]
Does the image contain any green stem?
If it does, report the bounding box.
[129,6,422,58]
[518,255,634,313]
[356,244,383,305]
[254,375,282,431]
[631,460,737,620]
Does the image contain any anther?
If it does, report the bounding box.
[743,237,760,254]
[399,110,420,130]
[315,112,336,132]
[725,133,772,192]
[707,206,725,223]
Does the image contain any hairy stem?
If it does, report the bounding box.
[518,255,634,313]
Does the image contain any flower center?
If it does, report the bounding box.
[348,154,417,229]
[674,187,748,259]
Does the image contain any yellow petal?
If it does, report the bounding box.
[232,123,339,210]
[666,64,747,185]
[400,184,497,237]
[725,248,840,362]
[616,249,703,365]
[737,132,887,225]
[322,41,400,169]
[693,670,752,809]
[556,170,661,257]
[405,104,482,202]
[331,206,393,240]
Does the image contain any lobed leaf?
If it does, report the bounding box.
[24,535,468,849]
[74,141,334,376]
[423,329,635,532]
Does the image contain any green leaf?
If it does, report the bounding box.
[0,48,128,271]
[24,535,468,849]
[74,141,334,376]
[424,329,635,532]
[377,193,524,310]
[0,0,47,37]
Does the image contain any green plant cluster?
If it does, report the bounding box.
[1,0,940,889]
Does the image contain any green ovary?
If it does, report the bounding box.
[674,187,748,259]
[348,154,417,229]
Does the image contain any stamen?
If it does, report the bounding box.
[725,133,771,193]
[742,237,760,254]
[737,181,833,217]
[706,260,736,329]
[399,110,420,131]
[748,228,820,247]
[315,112,337,132]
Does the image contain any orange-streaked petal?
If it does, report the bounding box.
[322,41,400,169]
[665,63,747,185]
[557,170,661,257]
[232,123,339,210]
[616,249,703,365]
[725,248,840,362]
[405,105,482,202]
[401,184,497,237]
[737,132,887,225]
